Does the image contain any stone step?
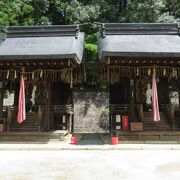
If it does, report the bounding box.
[143,119,168,121]
[143,126,170,129]
[143,126,171,129]
[143,122,169,124]
[143,115,168,118]
[9,128,39,132]
[143,123,170,127]
[10,118,46,132]
[142,115,171,130]
[77,133,103,145]
[0,131,66,141]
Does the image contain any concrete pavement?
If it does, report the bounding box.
[0,141,180,151]
[0,150,180,180]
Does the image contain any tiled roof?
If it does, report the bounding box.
[0,25,84,64]
[98,23,180,60]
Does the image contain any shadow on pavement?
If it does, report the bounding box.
[77,133,104,145]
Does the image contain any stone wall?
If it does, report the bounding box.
[74,92,109,133]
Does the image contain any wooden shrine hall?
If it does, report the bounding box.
[0,25,84,133]
[98,23,180,137]
[0,23,180,141]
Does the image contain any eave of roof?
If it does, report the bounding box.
[98,23,180,61]
[5,25,80,38]
[0,25,84,64]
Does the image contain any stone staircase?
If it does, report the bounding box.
[10,112,45,132]
[100,133,111,144]
[142,112,171,131]
[0,131,66,142]
[77,133,103,145]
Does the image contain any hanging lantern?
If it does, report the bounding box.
[107,57,110,65]
[156,77,160,83]
[175,69,178,79]
[68,59,71,67]
[14,70,17,79]
[32,72,34,80]
[6,70,9,79]
[40,70,43,78]
[136,68,139,76]
[163,68,166,76]
[172,68,178,79]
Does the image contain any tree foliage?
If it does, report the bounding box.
[0,0,34,26]
[0,0,179,26]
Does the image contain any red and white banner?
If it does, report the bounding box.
[152,68,160,122]
[17,75,26,124]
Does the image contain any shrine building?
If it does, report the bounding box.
[98,23,180,139]
[0,25,84,134]
[0,23,180,141]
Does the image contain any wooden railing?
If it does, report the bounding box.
[137,104,144,122]
[50,105,73,114]
[138,103,176,130]
[6,106,17,132]
[50,104,73,133]
[37,105,45,132]
[159,104,169,112]
[166,104,176,130]
[2,104,74,132]
[3,105,45,132]
[110,104,130,113]
[110,103,174,120]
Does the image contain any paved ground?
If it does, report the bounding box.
[77,133,103,145]
[0,150,180,180]
[1,142,180,150]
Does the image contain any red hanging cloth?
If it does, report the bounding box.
[152,68,160,122]
[17,75,26,124]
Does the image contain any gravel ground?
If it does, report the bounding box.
[0,150,180,180]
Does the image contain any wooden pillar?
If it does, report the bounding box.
[169,104,176,130]
[130,79,135,122]
[109,113,112,133]
[7,107,12,132]
[68,114,72,133]
[37,105,42,132]
[0,82,3,123]
[138,104,144,122]
[46,81,51,131]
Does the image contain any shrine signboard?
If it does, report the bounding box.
[74,92,109,133]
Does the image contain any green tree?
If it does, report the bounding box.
[30,0,50,25]
[164,0,180,19]
[65,0,100,24]
[0,0,34,26]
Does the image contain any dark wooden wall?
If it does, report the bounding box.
[157,78,169,104]
[13,81,72,106]
[110,77,170,105]
[110,78,130,104]
[51,82,72,105]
